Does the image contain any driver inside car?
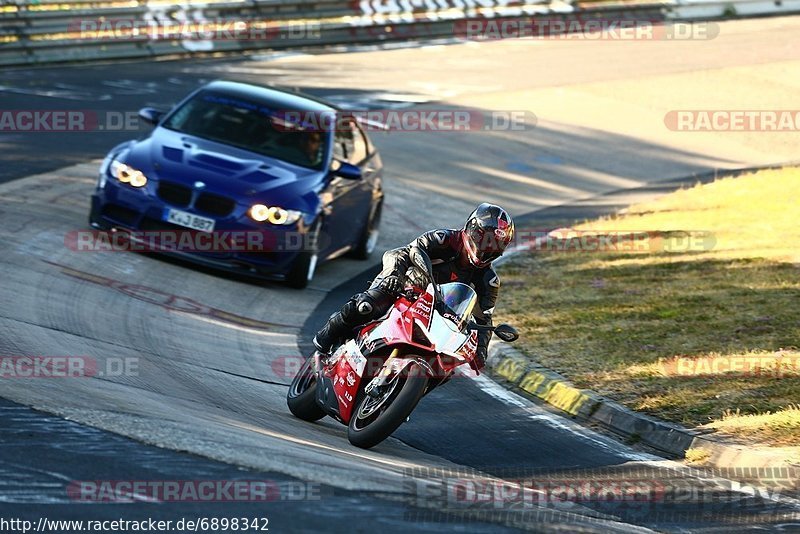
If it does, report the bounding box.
[313,203,515,371]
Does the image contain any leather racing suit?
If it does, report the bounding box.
[313,228,500,369]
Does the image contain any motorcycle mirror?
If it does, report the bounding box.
[410,246,433,276]
[493,324,519,342]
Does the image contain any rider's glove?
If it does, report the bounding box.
[379,274,404,295]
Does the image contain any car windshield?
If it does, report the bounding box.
[161,90,328,170]
[438,282,478,330]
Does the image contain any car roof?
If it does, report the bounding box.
[203,80,337,113]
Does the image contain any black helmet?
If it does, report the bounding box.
[460,203,515,268]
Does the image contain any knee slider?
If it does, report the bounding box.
[355,294,375,315]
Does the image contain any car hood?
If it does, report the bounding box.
[121,128,324,213]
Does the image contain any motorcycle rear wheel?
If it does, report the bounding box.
[347,361,427,449]
[286,355,326,421]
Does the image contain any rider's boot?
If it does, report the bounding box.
[312,310,351,355]
[313,288,393,361]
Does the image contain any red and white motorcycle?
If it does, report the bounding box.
[287,247,519,448]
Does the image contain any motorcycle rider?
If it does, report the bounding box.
[313,203,515,371]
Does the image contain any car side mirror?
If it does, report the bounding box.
[138,107,165,126]
[331,160,362,180]
[493,324,519,342]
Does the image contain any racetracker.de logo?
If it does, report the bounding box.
[271,109,537,132]
[66,230,275,253]
[270,355,472,380]
[67,480,320,502]
[512,229,716,253]
[664,110,800,131]
[0,356,138,378]
[659,353,800,378]
[453,18,718,40]
[67,18,321,41]
[64,230,328,253]
[0,110,140,132]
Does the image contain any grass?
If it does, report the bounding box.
[707,405,800,446]
[496,167,800,448]
[684,448,711,465]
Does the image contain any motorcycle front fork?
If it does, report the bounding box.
[365,348,400,398]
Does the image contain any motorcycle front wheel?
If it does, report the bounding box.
[286,355,326,421]
[347,361,428,449]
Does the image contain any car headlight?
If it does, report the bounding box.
[248,204,303,225]
[109,160,148,188]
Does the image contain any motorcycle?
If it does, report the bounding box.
[286,246,519,449]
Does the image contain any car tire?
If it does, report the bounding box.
[285,219,320,289]
[350,198,382,261]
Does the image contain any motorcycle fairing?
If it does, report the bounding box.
[325,339,366,423]
[326,283,479,422]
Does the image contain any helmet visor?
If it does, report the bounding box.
[464,224,508,266]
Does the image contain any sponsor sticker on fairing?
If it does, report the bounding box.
[458,330,479,360]
[410,291,434,329]
[345,343,367,376]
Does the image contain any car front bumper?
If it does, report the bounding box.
[89,181,311,278]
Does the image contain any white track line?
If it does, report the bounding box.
[464,369,658,462]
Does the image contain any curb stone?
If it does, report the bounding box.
[487,342,799,468]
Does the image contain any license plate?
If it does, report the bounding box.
[164,208,215,232]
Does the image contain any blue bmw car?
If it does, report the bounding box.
[90,81,384,288]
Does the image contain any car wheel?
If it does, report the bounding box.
[350,198,382,260]
[285,219,321,289]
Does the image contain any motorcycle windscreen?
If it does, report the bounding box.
[438,282,478,331]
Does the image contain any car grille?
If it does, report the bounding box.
[101,204,138,225]
[195,192,236,217]
[157,181,192,207]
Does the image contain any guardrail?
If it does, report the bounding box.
[8,0,798,68]
[665,0,800,19]
[1,0,674,66]
[3,0,799,67]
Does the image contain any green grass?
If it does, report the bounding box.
[497,167,800,448]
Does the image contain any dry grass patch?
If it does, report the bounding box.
[497,168,800,445]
